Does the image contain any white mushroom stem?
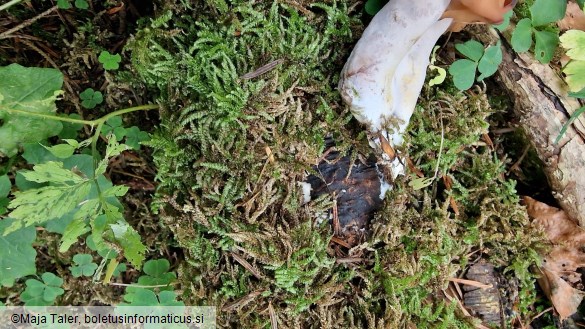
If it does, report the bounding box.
[339,0,453,178]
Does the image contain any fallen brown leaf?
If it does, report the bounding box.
[523,196,585,320]
[524,196,585,244]
[558,1,585,32]
[536,266,585,321]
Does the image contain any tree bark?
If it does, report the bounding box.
[471,26,585,225]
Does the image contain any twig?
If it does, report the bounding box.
[509,145,530,174]
[109,282,178,288]
[448,277,492,289]
[240,59,283,80]
[335,257,364,264]
[268,302,278,329]
[0,6,58,39]
[529,307,553,323]
[0,0,24,12]
[231,252,264,280]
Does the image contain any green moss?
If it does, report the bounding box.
[127,0,549,327]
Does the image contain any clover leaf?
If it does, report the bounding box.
[477,42,502,81]
[57,0,89,9]
[530,0,566,27]
[449,40,502,90]
[75,0,89,9]
[511,0,563,64]
[101,116,126,141]
[138,259,176,288]
[70,253,98,277]
[79,88,103,109]
[125,126,150,150]
[20,272,64,306]
[57,0,72,9]
[98,51,122,71]
[511,18,533,53]
[122,289,183,306]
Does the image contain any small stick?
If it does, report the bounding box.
[0,6,58,39]
[448,277,492,289]
[240,59,283,80]
[268,302,278,329]
[231,252,263,280]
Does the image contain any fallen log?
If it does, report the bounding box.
[471,25,585,225]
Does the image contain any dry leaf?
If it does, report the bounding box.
[536,266,585,321]
[524,196,585,244]
[546,247,585,284]
[524,196,585,320]
[558,1,585,32]
[443,0,517,32]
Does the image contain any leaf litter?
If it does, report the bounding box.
[524,196,585,320]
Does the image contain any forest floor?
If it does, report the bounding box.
[0,0,578,328]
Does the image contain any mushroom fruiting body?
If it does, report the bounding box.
[338,0,452,177]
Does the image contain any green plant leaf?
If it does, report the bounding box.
[493,10,513,31]
[70,253,98,277]
[534,29,559,63]
[0,64,63,157]
[86,233,119,259]
[560,30,585,61]
[110,221,146,268]
[98,51,122,71]
[448,59,477,91]
[564,60,585,92]
[113,263,127,276]
[43,143,76,159]
[125,126,150,150]
[137,259,176,288]
[0,218,37,287]
[0,175,10,197]
[79,88,103,109]
[60,217,90,252]
[530,0,567,27]
[74,0,89,9]
[122,288,159,305]
[157,291,184,306]
[569,88,585,99]
[95,135,130,176]
[364,0,386,16]
[428,65,446,87]
[511,18,533,53]
[555,106,585,144]
[57,0,71,9]
[455,40,484,62]
[58,114,84,139]
[21,272,64,305]
[5,161,92,234]
[22,143,59,165]
[477,41,502,81]
[0,175,9,215]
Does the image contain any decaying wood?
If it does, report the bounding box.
[463,261,505,326]
[306,139,384,246]
[471,25,585,226]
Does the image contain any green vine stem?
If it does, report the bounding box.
[0,104,159,127]
[0,103,159,189]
